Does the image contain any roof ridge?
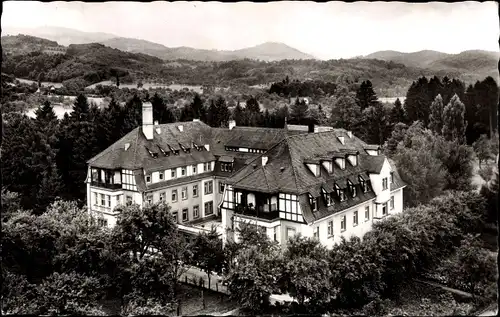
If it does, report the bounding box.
[283,137,302,194]
[132,128,141,168]
[87,127,139,163]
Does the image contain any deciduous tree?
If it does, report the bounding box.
[442,94,467,143]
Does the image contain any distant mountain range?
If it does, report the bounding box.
[2,26,315,61]
[364,49,499,81]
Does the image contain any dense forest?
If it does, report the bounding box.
[3,37,487,97]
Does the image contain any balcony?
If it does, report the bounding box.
[234,204,279,221]
[90,181,122,190]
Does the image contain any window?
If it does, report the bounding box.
[100,193,105,206]
[273,226,278,242]
[172,189,178,202]
[359,176,370,193]
[322,188,333,206]
[122,169,137,191]
[219,183,225,194]
[116,195,121,203]
[192,165,197,174]
[94,192,98,205]
[146,194,153,205]
[382,177,388,190]
[353,210,358,226]
[146,175,151,183]
[221,162,233,172]
[172,211,178,223]
[182,208,188,222]
[348,180,357,197]
[106,195,111,207]
[313,226,320,240]
[171,169,176,178]
[390,172,394,184]
[204,180,213,195]
[193,205,199,219]
[390,196,395,210]
[204,162,212,172]
[182,186,188,200]
[181,167,186,176]
[365,206,370,221]
[97,218,108,227]
[328,220,334,236]
[159,172,164,180]
[341,215,346,231]
[309,194,318,211]
[335,184,347,202]
[126,195,133,205]
[279,193,301,222]
[286,227,297,240]
[382,202,388,216]
[193,185,198,197]
[204,201,214,216]
[159,192,166,202]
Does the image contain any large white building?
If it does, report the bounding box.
[86,101,406,248]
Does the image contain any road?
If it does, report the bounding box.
[179,265,229,295]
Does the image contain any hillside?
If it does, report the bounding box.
[99,38,315,61]
[364,49,499,81]
[1,34,65,54]
[2,25,117,46]
[1,34,496,97]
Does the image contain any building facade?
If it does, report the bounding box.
[86,101,405,247]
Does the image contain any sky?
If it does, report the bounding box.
[2,1,499,59]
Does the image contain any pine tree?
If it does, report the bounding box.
[404,77,432,125]
[361,102,391,146]
[442,94,467,143]
[35,100,58,125]
[355,80,379,111]
[246,97,260,113]
[389,98,406,125]
[232,102,245,126]
[429,94,444,134]
[291,98,309,125]
[215,96,230,127]
[71,94,90,121]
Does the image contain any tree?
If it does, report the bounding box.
[356,80,379,111]
[428,94,444,134]
[71,93,90,121]
[281,236,332,308]
[34,100,58,127]
[392,122,447,206]
[329,93,361,132]
[384,123,408,156]
[112,203,191,298]
[441,234,498,301]
[190,228,226,288]
[246,96,260,113]
[389,98,406,125]
[404,77,432,125]
[361,103,391,145]
[290,97,309,125]
[472,134,493,167]
[442,94,467,143]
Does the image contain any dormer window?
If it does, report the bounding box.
[306,163,320,177]
[145,147,159,158]
[335,184,347,202]
[221,162,233,172]
[335,157,346,170]
[390,172,394,184]
[348,180,357,197]
[347,154,358,166]
[337,136,345,145]
[179,143,190,153]
[159,172,164,180]
[157,145,170,157]
[309,194,318,212]
[181,167,186,176]
[322,161,333,174]
[359,176,370,193]
[146,174,151,183]
[322,187,334,206]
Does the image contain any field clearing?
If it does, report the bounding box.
[379,96,406,104]
[16,78,63,88]
[85,81,204,93]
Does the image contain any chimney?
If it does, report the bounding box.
[204,144,210,151]
[347,131,353,138]
[229,120,236,130]
[124,143,130,151]
[154,120,159,126]
[155,127,161,135]
[177,125,184,132]
[142,102,154,140]
[262,156,268,166]
[193,118,200,122]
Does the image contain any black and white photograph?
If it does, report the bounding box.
[1,1,499,316]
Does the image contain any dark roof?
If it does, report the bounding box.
[87,121,214,171]
[388,158,407,191]
[226,130,396,224]
[223,126,303,149]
